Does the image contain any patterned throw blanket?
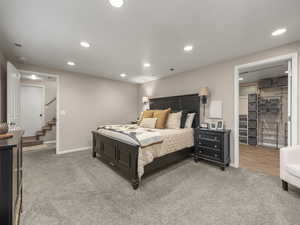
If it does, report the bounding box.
[97,124,163,148]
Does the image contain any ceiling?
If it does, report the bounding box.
[239,60,288,83]
[0,0,300,83]
[20,71,56,81]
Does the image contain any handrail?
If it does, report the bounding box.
[45,97,56,106]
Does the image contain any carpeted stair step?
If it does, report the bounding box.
[36,131,45,140]
[47,121,56,126]
[42,125,52,131]
[22,136,43,147]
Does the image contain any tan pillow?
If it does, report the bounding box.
[153,108,171,129]
[140,118,157,129]
[142,110,154,119]
[138,110,154,125]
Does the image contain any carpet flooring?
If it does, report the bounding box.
[21,149,300,225]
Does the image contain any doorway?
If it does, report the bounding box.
[19,71,59,153]
[239,61,289,176]
[234,53,298,172]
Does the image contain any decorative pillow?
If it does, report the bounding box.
[137,111,144,124]
[138,110,154,125]
[184,113,196,128]
[153,108,171,129]
[166,111,182,129]
[142,110,154,118]
[140,118,157,129]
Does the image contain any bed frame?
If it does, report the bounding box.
[92,94,200,189]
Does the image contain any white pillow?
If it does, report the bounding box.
[140,118,157,129]
[184,113,196,128]
[166,111,182,129]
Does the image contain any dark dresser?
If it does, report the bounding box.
[194,128,230,170]
[0,130,23,225]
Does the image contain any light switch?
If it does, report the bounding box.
[60,110,66,116]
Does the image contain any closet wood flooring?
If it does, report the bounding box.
[240,144,279,176]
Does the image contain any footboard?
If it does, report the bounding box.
[92,131,140,189]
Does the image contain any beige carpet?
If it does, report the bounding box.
[20,149,300,225]
[23,143,56,152]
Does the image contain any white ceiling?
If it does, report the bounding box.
[239,60,288,83]
[0,0,300,83]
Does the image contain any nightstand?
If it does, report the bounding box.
[194,128,231,170]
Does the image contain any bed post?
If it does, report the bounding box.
[131,179,139,190]
[92,132,97,158]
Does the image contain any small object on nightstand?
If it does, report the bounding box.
[200,123,209,129]
[216,120,224,130]
[194,128,231,170]
[209,122,217,130]
[131,121,138,124]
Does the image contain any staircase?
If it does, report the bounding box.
[22,118,56,147]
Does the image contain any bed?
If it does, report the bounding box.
[92,94,200,189]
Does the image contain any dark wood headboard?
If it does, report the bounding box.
[149,93,200,128]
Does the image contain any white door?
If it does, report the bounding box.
[287,60,292,146]
[7,62,21,129]
[20,85,44,137]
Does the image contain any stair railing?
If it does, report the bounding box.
[45,97,56,106]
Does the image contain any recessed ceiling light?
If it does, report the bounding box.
[80,41,90,48]
[144,63,151,68]
[14,43,22,47]
[31,74,38,80]
[109,0,124,7]
[184,45,193,52]
[272,28,287,36]
[239,77,244,81]
[120,73,127,77]
[67,61,75,66]
[17,56,26,61]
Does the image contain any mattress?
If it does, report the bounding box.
[97,127,194,177]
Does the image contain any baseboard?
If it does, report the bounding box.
[230,162,239,168]
[44,140,56,144]
[57,146,91,155]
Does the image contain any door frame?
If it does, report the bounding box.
[19,70,60,154]
[20,83,46,131]
[233,53,298,168]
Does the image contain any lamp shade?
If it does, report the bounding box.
[142,96,149,103]
[199,87,209,96]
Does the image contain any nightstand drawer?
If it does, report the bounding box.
[198,140,220,150]
[197,147,221,160]
[198,132,221,142]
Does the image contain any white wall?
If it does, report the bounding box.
[139,41,300,164]
[16,64,139,153]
